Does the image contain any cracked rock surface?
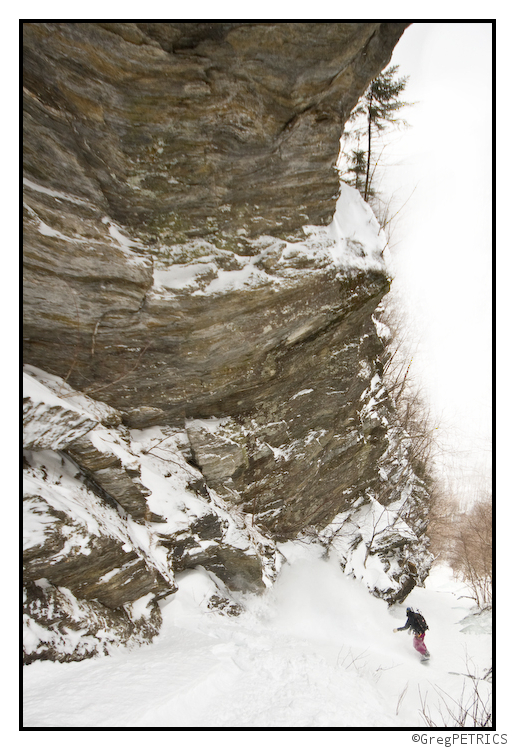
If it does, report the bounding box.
[23,24,434,664]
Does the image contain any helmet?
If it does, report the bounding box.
[406,607,413,614]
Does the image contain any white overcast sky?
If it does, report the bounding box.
[376,22,493,493]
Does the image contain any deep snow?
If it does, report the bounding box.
[23,548,491,729]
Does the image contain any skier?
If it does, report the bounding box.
[393,606,430,661]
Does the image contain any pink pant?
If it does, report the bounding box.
[413,633,428,656]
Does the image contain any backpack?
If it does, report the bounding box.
[412,611,429,634]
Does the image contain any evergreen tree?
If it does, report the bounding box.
[346,148,368,194]
[342,65,411,203]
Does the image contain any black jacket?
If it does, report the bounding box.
[398,610,418,633]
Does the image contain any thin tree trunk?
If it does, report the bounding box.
[364,93,373,202]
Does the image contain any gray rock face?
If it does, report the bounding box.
[22,23,432,664]
[23,578,164,664]
[23,21,409,413]
[23,375,98,450]
[65,432,154,522]
[186,419,248,484]
[22,384,282,664]
[23,22,408,245]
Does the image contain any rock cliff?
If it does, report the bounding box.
[23,22,431,664]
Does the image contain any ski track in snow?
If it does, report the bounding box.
[22,551,491,729]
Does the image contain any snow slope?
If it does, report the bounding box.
[23,547,491,729]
